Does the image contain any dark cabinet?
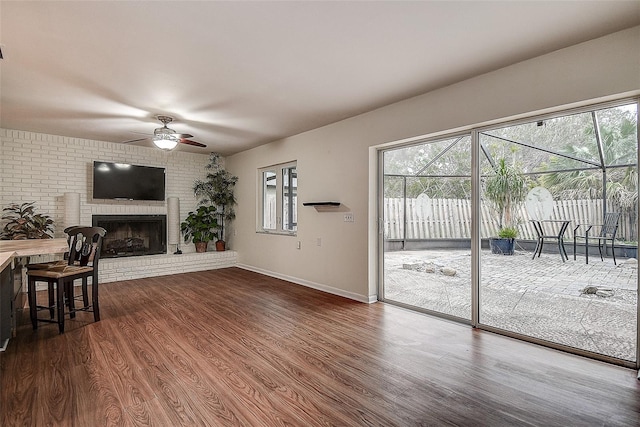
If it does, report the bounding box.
[0,263,13,350]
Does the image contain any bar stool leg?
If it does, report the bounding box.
[82,276,89,307]
[47,281,55,318]
[67,280,76,319]
[92,273,100,322]
[28,277,38,330]
[57,279,65,334]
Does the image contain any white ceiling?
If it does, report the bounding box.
[1,1,639,155]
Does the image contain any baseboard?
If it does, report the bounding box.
[236,264,377,304]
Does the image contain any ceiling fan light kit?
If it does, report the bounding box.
[152,115,180,151]
[123,115,207,150]
[152,134,179,151]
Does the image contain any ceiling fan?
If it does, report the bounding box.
[124,115,206,151]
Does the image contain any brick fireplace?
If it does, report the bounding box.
[92,214,167,258]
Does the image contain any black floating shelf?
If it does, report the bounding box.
[303,202,341,207]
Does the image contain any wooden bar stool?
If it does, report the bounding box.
[26,227,106,333]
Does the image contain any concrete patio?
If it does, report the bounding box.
[384,249,638,361]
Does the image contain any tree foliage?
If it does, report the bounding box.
[192,153,238,242]
[384,136,472,199]
[383,103,637,240]
[537,108,638,240]
[484,158,528,231]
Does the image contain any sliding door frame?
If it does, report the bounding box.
[378,131,474,324]
[377,96,640,369]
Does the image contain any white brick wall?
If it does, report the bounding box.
[99,251,238,283]
[24,251,237,290]
[0,128,238,281]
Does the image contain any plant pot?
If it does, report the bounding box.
[215,240,225,251]
[195,242,208,253]
[489,237,515,255]
[616,245,638,259]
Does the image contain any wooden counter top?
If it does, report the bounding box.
[0,238,68,271]
[0,252,13,272]
[0,238,68,257]
[1,239,69,349]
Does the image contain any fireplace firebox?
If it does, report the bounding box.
[92,215,166,258]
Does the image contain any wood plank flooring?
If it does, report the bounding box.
[1,267,639,426]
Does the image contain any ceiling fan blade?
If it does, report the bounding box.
[179,139,206,148]
[174,133,193,139]
[122,137,149,144]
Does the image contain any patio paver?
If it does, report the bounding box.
[384,249,638,361]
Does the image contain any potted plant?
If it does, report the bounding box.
[484,158,527,255]
[0,202,54,240]
[180,205,219,253]
[615,241,638,259]
[491,226,519,255]
[192,153,238,251]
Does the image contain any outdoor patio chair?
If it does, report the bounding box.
[573,212,620,265]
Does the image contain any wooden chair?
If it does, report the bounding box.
[26,225,81,269]
[26,226,82,320]
[26,227,106,333]
[573,212,620,265]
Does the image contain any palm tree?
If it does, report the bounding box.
[484,158,528,232]
[539,110,637,241]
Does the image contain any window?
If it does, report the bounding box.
[259,161,297,234]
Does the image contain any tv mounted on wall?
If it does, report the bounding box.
[93,161,166,201]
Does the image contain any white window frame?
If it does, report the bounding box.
[257,161,297,235]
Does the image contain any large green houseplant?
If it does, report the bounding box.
[180,205,219,253]
[192,153,238,251]
[484,158,527,255]
[0,202,54,240]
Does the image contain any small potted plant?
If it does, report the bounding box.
[484,158,527,255]
[192,153,238,251]
[180,205,219,253]
[0,202,54,240]
[491,226,519,255]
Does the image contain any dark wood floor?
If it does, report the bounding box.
[1,267,639,426]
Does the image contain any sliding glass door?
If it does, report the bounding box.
[478,102,638,362]
[381,134,472,320]
[380,99,638,365]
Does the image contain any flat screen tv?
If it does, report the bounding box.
[93,161,166,201]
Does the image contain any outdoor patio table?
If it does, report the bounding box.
[530,219,570,262]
